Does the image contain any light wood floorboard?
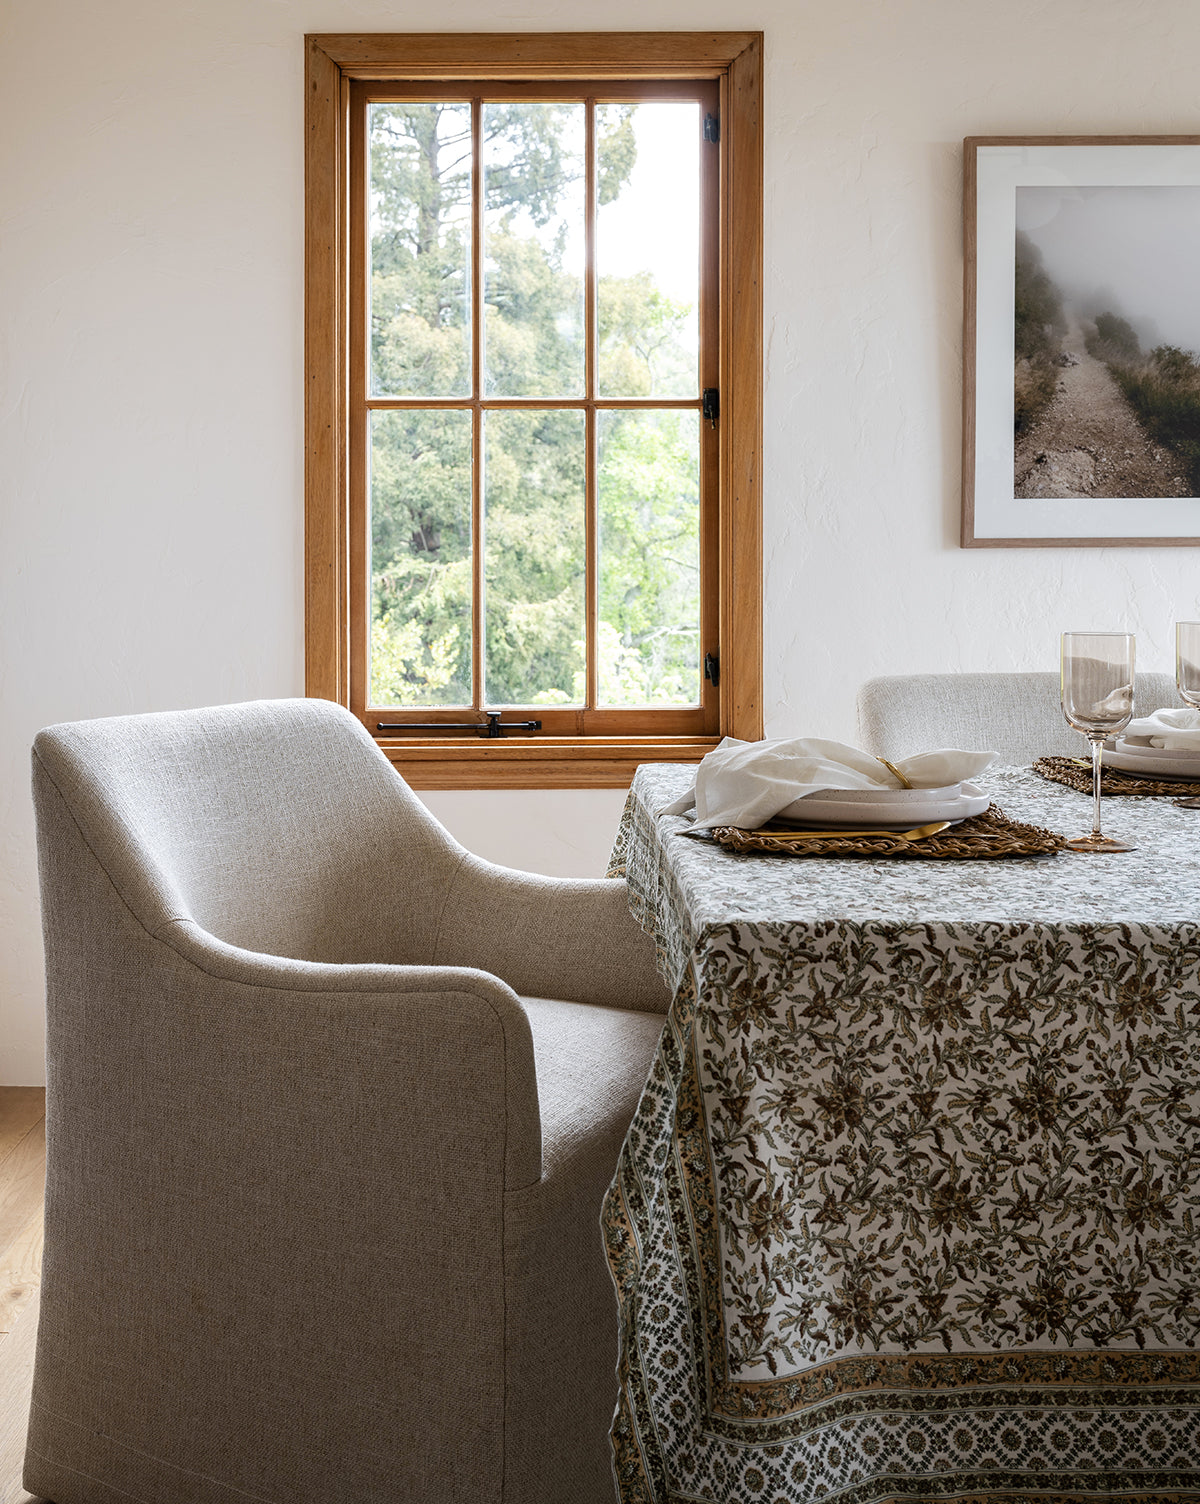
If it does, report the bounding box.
[0,1131,44,1341]
[0,1096,44,1171]
[0,1294,42,1504]
[0,1089,46,1504]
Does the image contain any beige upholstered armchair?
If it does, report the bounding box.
[28,699,668,1504]
[857,670,1180,765]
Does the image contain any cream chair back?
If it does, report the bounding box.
[33,697,462,965]
[857,671,1180,765]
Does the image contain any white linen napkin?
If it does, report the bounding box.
[662,737,998,831]
[1123,706,1200,750]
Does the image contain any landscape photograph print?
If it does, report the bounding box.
[962,136,1200,547]
[1015,183,1200,501]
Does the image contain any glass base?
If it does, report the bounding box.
[1066,834,1136,853]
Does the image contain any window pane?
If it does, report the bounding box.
[598,410,700,705]
[483,103,585,397]
[484,410,585,705]
[370,410,473,706]
[597,103,700,398]
[369,103,472,397]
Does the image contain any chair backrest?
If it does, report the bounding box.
[33,698,465,964]
[856,671,1181,765]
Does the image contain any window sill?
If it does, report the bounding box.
[378,734,720,789]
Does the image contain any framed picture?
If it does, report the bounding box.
[962,135,1200,547]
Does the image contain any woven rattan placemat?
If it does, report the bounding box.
[706,803,1066,860]
[1033,755,1200,798]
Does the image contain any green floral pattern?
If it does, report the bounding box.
[602,765,1200,1503]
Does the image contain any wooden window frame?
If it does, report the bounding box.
[305,32,762,789]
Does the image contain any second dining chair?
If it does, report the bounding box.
[857,670,1180,765]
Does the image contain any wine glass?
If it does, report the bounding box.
[1177,622,1200,708]
[1172,623,1200,809]
[1060,632,1136,854]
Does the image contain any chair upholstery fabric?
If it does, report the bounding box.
[26,698,669,1504]
[856,670,1181,765]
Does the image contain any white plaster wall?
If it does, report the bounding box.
[3,0,1199,1081]
[418,789,629,876]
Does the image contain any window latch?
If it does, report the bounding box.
[704,113,720,143]
[376,712,542,739]
[702,388,719,429]
[704,652,720,687]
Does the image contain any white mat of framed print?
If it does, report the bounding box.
[963,136,1200,547]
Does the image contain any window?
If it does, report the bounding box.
[305,34,762,788]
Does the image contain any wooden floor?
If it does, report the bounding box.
[0,1088,46,1504]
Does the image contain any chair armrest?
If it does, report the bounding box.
[34,909,541,1498]
[161,919,542,1188]
[430,856,670,1014]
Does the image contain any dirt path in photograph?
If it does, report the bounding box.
[1015,324,1190,499]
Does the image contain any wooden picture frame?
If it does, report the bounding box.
[962,135,1200,547]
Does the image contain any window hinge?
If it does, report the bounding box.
[704,652,720,687]
[703,113,720,143]
[702,388,719,429]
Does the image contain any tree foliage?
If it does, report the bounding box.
[1014,232,1065,363]
[1013,232,1067,434]
[1087,311,1141,361]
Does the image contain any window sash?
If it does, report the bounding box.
[349,79,719,735]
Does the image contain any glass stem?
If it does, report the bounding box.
[1090,734,1105,839]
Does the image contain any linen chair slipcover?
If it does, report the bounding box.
[27,698,669,1504]
[856,670,1180,765]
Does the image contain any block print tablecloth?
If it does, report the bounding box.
[602,764,1200,1504]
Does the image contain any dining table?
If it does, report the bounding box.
[601,761,1200,1504]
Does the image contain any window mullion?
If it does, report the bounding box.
[470,96,485,711]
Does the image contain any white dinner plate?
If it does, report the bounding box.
[775,781,990,829]
[1104,743,1200,780]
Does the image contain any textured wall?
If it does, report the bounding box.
[3,0,1199,1080]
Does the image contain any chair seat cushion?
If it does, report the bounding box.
[521,995,665,1180]
[503,995,665,1504]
